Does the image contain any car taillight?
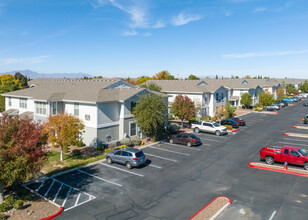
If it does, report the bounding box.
[133,158,139,161]
[191,124,192,127]
[192,139,196,142]
[233,123,236,125]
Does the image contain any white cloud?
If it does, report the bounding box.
[253,7,268,13]
[123,30,138,36]
[143,32,152,37]
[222,50,308,58]
[96,0,148,28]
[0,55,51,65]
[171,13,203,26]
[153,20,166,29]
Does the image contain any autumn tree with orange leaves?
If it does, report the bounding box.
[44,113,85,161]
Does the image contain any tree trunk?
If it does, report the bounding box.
[0,183,4,204]
[181,119,184,128]
[60,146,63,161]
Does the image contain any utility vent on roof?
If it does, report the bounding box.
[241,80,248,84]
[265,79,270,82]
[196,81,207,86]
[29,84,36,88]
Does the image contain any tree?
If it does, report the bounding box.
[299,81,308,93]
[224,100,234,118]
[259,92,275,107]
[137,76,152,85]
[240,93,252,108]
[215,74,218,79]
[133,94,167,141]
[153,71,174,80]
[44,114,85,161]
[171,95,196,127]
[188,74,200,80]
[286,84,296,95]
[125,77,138,85]
[14,72,28,88]
[243,75,252,79]
[140,82,162,92]
[276,88,285,101]
[0,74,23,111]
[0,116,47,203]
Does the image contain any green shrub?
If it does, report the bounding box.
[105,149,111,154]
[202,115,211,121]
[63,145,69,153]
[120,145,127,149]
[0,201,10,213]
[76,141,84,147]
[13,200,23,210]
[131,135,141,146]
[96,145,103,151]
[120,138,131,146]
[0,214,7,220]
[223,125,233,130]
[211,116,217,122]
[72,149,81,157]
[168,113,173,120]
[254,108,263,112]
[108,141,117,149]
[5,195,15,205]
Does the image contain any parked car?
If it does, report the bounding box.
[303,102,308,107]
[304,115,308,124]
[169,133,201,147]
[106,147,146,169]
[220,119,239,128]
[191,121,228,136]
[230,117,246,126]
[259,146,308,170]
[283,98,294,103]
[292,97,299,102]
[263,104,280,111]
[274,101,285,107]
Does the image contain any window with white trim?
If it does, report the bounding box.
[51,102,57,115]
[8,97,12,107]
[20,98,27,108]
[130,122,137,136]
[74,103,79,116]
[36,102,47,115]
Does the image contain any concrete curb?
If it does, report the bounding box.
[293,126,308,130]
[284,133,308,138]
[40,207,64,220]
[188,196,232,220]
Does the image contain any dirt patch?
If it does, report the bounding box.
[234,109,253,116]
[190,197,231,220]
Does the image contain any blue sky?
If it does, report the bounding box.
[0,0,308,78]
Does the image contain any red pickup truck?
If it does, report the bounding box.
[259,146,308,170]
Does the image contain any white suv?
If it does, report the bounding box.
[191,121,228,136]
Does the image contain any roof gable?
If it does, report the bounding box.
[104,80,135,89]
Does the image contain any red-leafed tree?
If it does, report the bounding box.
[171,95,196,127]
[0,116,47,204]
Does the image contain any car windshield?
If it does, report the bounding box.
[213,123,220,127]
[299,149,307,156]
[135,151,144,158]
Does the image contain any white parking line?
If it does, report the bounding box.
[148,164,162,169]
[64,196,96,212]
[164,142,201,151]
[77,169,123,186]
[53,183,63,202]
[35,181,44,192]
[99,162,144,177]
[269,210,276,220]
[148,146,190,156]
[278,142,308,147]
[44,179,55,197]
[75,193,81,206]
[145,153,177,162]
[62,187,72,207]
[283,138,308,143]
[199,138,219,142]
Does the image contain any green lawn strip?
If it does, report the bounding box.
[44,151,105,177]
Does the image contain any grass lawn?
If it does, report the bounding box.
[42,151,105,177]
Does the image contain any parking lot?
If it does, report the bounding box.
[24,101,308,220]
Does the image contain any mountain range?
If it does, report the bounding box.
[1,70,94,79]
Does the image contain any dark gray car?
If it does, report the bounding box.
[106,147,146,169]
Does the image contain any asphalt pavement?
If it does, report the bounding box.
[53,101,308,220]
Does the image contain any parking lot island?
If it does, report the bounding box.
[188,196,232,220]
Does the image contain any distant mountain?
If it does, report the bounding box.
[1,70,94,79]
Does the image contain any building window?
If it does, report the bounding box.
[51,102,57,115]
[130,101,137,113]
[36,102,46,115]
[106,135,112,143]
[74,103,79,116]
[20,98,27,109]
[8,97,12,107]
[215,93,219,102]
[130,122,137,136]
[221,92,224,101]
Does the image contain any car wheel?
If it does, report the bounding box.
[194,127,200,133]
[265,156,274,165]
[170,139,174,144]
[215,131,221,136]
[304,162,308,170]
[107,157,112,164]
[187,142,192,147]
[126,162,132,169]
